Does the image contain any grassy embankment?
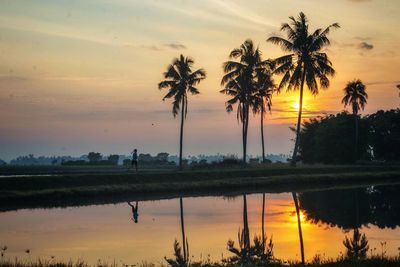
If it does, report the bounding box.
[1,165,400,211]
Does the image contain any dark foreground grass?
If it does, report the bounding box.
[1,257,400,267]
[1,165,400,212]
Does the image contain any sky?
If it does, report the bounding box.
[0,0,399,161]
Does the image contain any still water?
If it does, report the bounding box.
[1,185,399,264]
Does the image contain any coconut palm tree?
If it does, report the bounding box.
[342,79,368,158]
[159,55,206,170]
[253,69,275,162]
[221,39,269,164]
[267,12,339,166]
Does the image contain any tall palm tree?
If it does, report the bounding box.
[221,39,269,164]
[267,12,339,166]
[253,69,275,162]
[342,79,368,158]
[159,55,206,170]
[292,192,305,265]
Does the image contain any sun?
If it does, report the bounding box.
[292,101,300,111]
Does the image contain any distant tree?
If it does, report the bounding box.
[343,229,369,260]
[156,152,169,162]
[107,154,119,165]
[138,153,153,162]
[397,84,400,97]
[158,55,206,170]
[87,152,102,163]
[0,159,6,166]
[342,79,368,158]
[267,12,339,166]
[367,109,400,161]
[221,39,268,164]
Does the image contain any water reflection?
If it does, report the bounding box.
[127,201,139,223]
[1,185,400,264]
[298,185,400,229]
[224,194,274,265]
[292,192,305,264]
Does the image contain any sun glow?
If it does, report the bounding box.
[292,101,300,111]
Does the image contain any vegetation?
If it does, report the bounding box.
[267,12,339,166]
[342,79,368,157]
[297,109,400,164]
[252,58,275,163]
[220,39,271,164]
[158,55,206,170]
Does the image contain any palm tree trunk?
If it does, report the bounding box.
[261,103,265,162]
[242,106,249,165]
[291,71,306,167]
[179,97,185,170]
[292,192,305,265]
[242,109,246,165]
[243,194,250,250]
[262,193,266,248]
[354,114,358,161]
[179,197,187,262]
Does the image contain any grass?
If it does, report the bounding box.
[1,256,400,267]
[1,164,400,211]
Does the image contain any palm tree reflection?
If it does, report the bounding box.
[165,197,189,267]
[226,194,273,265]
[292,192,305,264]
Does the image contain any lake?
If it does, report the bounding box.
[1,184,399,264]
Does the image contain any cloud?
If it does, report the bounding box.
[358,42,374,50]
[139,45,163,51]
[163,43,186,50]
[139,42,187,51]
[348,0,372,2]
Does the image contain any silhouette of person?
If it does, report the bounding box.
[128,201,139,223]
[131,149,138,172]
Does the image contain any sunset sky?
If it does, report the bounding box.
[0,0,399,160]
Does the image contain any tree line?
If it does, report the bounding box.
[298,109,400,164]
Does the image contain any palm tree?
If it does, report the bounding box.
[159,55,206,170]
[253,69,275,162]
[342,79,368,158]
[267,12,339,166]
[221,39,269,164]
[396,84,400,97]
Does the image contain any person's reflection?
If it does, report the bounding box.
[128,201,139,223]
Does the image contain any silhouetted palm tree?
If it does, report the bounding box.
[253,69,275,162]
[343,228,369,260]
[397,84,400,97]
[342,79,368,158]
[159,55,206,170]
[221,40,269,164]
[267,12,339,166]
[292,192,305,264]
